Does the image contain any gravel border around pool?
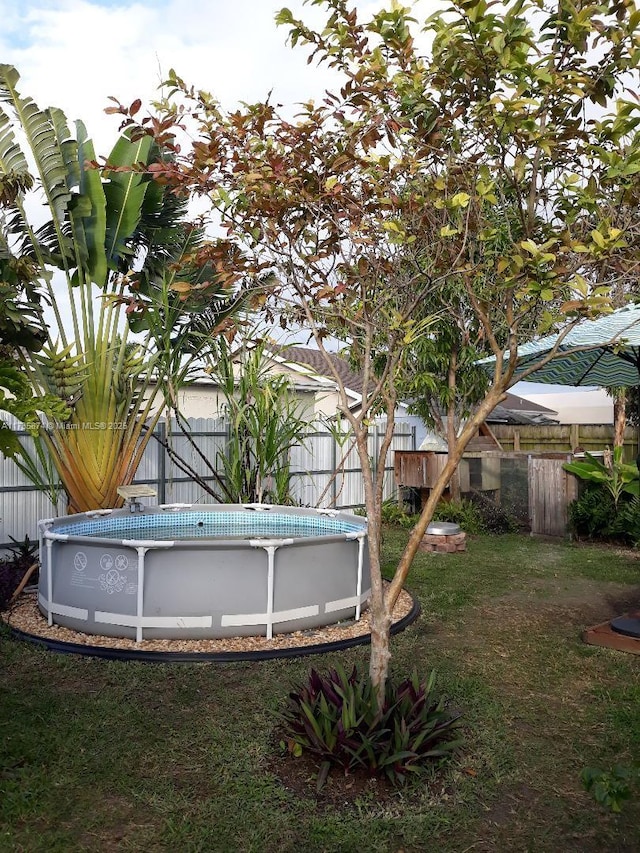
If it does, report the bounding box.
[1,585,419,662]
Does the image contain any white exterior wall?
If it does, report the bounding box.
[513,383,614,425]
[144,372,343,421]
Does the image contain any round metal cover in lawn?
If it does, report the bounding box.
[426,522,461,535]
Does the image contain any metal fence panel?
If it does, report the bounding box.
[0,416,415,545]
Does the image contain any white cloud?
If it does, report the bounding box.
[0,0,389,153]
[0,0,419,338]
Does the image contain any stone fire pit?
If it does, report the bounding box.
[419,522,466,554]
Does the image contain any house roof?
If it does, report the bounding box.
[501,392,557,415]
[270,346,365,397]
[270,346,558,424]
[487,393,558,425]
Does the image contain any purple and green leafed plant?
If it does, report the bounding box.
[280,665,463,789]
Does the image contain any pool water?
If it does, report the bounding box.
[57,511,363,541]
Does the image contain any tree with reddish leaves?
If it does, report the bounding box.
[118,0,640,702]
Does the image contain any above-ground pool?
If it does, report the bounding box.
[38,505,370,641]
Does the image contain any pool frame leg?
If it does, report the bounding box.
[135,547,147,643]
[265,545,276,640]
[46,538,54,626]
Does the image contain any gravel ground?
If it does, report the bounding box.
[2,586,415,654]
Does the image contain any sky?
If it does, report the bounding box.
[0,0,388,155]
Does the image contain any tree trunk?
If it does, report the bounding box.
[369,605,392,710]
[352,379,506,706]
[447,403,461,501]
[447,349,461,501]
[613,389,627,448]
[351,423,389,707]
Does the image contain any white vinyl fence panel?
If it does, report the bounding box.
[0,416,415,546]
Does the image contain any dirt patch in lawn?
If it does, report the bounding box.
[270,738,453,813]
[427,577,640,644]
[496,577,640,624]
[272,745,396,808]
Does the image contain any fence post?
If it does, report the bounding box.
[570,423,579,451]
[513,429,520,452]
[157,421,166,504]
[331,431,337,507]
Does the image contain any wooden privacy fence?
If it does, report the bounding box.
[527,454,578,537]
[0,417,416,547]
[394,449,579,537]
[491,423,639,458]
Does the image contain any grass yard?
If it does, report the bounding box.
[1,529,640,852]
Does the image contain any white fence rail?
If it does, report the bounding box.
[0,417,415,546]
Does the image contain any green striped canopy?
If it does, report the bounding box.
[485,305,640,387]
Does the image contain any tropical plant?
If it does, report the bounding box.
[280,665,462,789]
[569,486,640,545]
[564,448,640,508]
[431,498,485,535]
[0,65,238,512]
[6,534,38,564]
[0,359,69,498]
[212,340,308,504]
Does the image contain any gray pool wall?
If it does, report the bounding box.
[38,504,370,642]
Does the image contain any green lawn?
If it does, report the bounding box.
[1,530,639,852]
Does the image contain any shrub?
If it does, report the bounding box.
[379,494,514,536]
[612,496,640,546]
[0,535,39,611]
[467,490,519,534]
[380,499,418,529]
[567,484,640,545]
[381,497,485,534]
[280,665,462,788]
[432,498,485,534]
[568,485,617,540]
